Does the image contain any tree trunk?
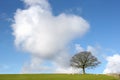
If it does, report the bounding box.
[82,67,85,74]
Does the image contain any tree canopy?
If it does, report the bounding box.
[70,51,101,74]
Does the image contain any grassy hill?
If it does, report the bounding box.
[0,74,119,80]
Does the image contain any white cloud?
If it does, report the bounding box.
[75,44,84,52]
[75,44,100,56]
[87,45,100,56]
[103,54,120,74]
[12,0,89,73]
[54,67,81,74]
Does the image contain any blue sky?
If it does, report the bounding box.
[0,0,120,74]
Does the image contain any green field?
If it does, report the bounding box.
[0,74,119,80]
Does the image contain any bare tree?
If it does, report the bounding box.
[70,51,101,74]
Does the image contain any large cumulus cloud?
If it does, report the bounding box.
[12,0,89,73]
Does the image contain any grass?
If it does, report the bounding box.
[0,74,119,80]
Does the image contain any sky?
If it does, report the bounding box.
[0,0,120,74]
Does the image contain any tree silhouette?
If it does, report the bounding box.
[70,51,101,74]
